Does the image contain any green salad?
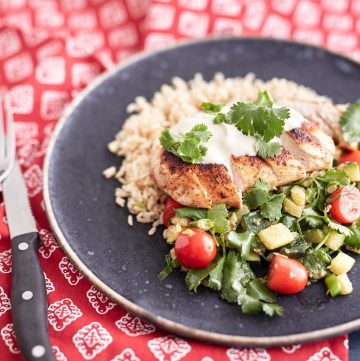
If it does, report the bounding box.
[156,94,360,317]
[159,163,360,316]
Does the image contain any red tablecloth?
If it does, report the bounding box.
[0,1,358,360]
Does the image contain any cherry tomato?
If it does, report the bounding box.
[163,197,182,227]
[338,150,360,167]
[329,186,360,224]
[174,228,216,269]
[268,254,308,294]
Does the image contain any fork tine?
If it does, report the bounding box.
[0,96,4,160]
[4,95,15,163]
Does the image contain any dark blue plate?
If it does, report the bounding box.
[43,38,360,346]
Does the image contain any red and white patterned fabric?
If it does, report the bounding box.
[0,1,358,360]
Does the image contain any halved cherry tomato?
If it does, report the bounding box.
[163,197,182,227]
[174,228,216,269]
[338,150,360,167]
[329,186,360,224]
[268,254,308,294]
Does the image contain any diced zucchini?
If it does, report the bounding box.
[283,197,303,218]
[324,230,346,251]
[247,252,261,262]
[257,223,294,250]
[337,274,353,295]
[329,252,355,275]
[325,274,341,297]
[190,219,214,231]
[291,185,306,207]
[339,162,360,182]
[166,224,182,243]
[304,229,325,243]
[171,217,190,227]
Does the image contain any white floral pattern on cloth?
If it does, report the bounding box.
[111,348,141,361]
[0,1,355,360]
[307,347,341,361]
[148,335,191,361]
[115,313,156,337]
[39,228,59,259]
[86,286,116,314]
[73,322,113,360]
[226,348,271,361]
[0,249,12,274]
[52,345,68,361]
[0,286,11,317]
[0,323,20,354]
[48,298,83,331]
[58,256,84,285]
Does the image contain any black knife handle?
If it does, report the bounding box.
[11,232,54,361]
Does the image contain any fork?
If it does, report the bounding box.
[0,97,54,361]
[0,96,15,183]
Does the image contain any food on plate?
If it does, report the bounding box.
[106,73,360,316]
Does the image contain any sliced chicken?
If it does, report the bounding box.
[231,155,277,191]
[151,142,241,209]
[278,98,347,146]
[151,143,212,208]
[262,148,306,186]
[302,118,336,155]
[281,128,333,172]
[191,163,241,208]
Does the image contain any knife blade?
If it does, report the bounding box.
[2,162,37,238]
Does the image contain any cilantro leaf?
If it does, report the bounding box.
[208,256,225,291]
[207,204,230,234]
[324,211,353,237]
[159,124,211,163]
[158,253,179,280]
[242,212,267,233]
[221,251,283,316]
[228,101,289,142]
[243,180,271,210]
[260,193,285,221]
[227,231,255,260]
[340,100,360,143]
[302,207,324,228]
[213,90,290,142]
[301,248,331,280]
[280,236,311,258]
[345,223,360,250]
[246,278,276,303]
[255,139,282,158]
[316,169,350,186]
[159,129,181,151]
[185,258,218,292]
[201,102,223,114]
[175,207,207,220]
[213,113,227,124]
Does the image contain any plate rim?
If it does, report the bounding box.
[43,36,360,347]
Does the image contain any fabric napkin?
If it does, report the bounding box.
[0,0,358,360]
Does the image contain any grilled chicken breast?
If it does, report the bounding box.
[281,128,333,172]
[151,103,340,209]
[263,148,306,186]
[231,155,277,191]
[151,142,242,208]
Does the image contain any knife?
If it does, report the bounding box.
[3,162,54,361]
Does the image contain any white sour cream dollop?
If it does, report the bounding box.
[170,103,304,176]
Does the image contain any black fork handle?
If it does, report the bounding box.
[11,232,54,361]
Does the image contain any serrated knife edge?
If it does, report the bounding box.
[2,162,37,238]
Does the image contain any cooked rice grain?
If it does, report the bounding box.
[107,73,334,233]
